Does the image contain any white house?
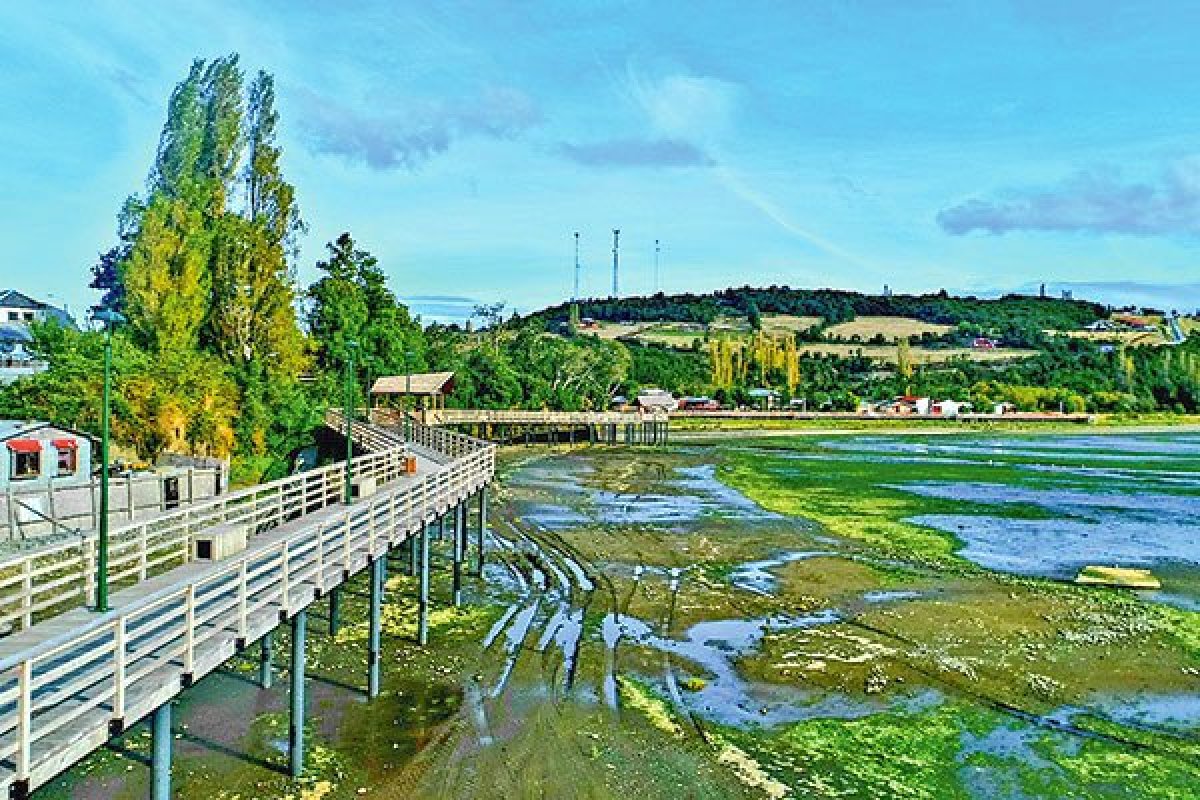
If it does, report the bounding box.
[0,290,76,384]
[636,388,678,412]
[0,420,93,490]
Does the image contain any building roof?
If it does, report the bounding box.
[0,290,43,310]
[0,324,33,344]
[370,371,456,396]
[0,290,77,328]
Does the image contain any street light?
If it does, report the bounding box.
[403,350,414,442]
[92,307,125,612]
[344,340,358,504]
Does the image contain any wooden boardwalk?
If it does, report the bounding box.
[0,417,494,797]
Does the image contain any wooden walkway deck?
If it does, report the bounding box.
[0,417,495,796]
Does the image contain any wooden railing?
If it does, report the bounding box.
[0,416,495,792]
[0,436,408,636]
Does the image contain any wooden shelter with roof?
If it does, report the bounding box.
[370,371,456,410]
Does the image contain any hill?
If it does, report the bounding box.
[518,285,1199,414]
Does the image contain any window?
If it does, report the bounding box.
[22,312,33,321]
[6,312,16,321]
[12,451,40,480]
[8,439,42,480]
[53,439,79,475]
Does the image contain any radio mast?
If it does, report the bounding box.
[654,239,661,293]
[573,232,580,301]
[611,229,620,297]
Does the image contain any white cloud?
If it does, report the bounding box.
[625,69,739,145]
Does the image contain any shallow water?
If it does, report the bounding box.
[807,433,1200,599]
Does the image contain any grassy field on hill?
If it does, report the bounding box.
[825,316,955,342]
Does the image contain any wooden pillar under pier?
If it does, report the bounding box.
[418,522,431,646]
[328,588,341,636]
[476,486,487,577]
[368,556,383,699]
[288,609,307,779]
[452,501,464,607]
[259,631,274,689]
[151,701,172,800]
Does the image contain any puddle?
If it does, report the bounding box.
[729,550,833,595]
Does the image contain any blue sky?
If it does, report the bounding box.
[2,1,1200,324]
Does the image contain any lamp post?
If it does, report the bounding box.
[93,308,125,612]
[344,340,358,504]
[404,350,414,442]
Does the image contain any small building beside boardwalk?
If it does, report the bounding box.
[369,371,456,410]
[0,420,92,489]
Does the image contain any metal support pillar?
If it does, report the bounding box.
[328,587,341,636]
[437,514,445,542]
[408,534,418,576]
[288,609,307,780]
[418,522,430,646]
[368,556,383,699]
[452,503,464,607]
[151,701,172,800]
[475,486,487,577]
[259,631,274,689]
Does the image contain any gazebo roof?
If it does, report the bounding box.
[370,371,455,396]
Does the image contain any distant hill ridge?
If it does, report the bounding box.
[533,285,1107,332]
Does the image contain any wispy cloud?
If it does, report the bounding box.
[938,160,1200,236]
[626,70,738,144]
[297,85,541,170]
[715,166,882,276]
[558,137,714,168]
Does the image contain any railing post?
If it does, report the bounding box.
[238,559,248,644]
[315,524,325,594]
[113,615,126,726]
[16,657,32,788]
[183,585,195,681]
[84,538,97,607]
[138,523,148,581]
[21,558,32,629]
[280,541,290,616]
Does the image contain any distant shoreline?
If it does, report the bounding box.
[668,416,1200,441]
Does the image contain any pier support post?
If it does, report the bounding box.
[151,701,172,800]
[289,610,307,780]
[475,486,487,577]
[328,587,341,637]
[408,534,417,576]
[368,556,383,699]
[418,522,430,646]
[452,502,464,607]
[259,631,274,689]
[437,514,445,542]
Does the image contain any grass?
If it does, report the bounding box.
[1054,329,1168,346]
[825,316,955,342]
